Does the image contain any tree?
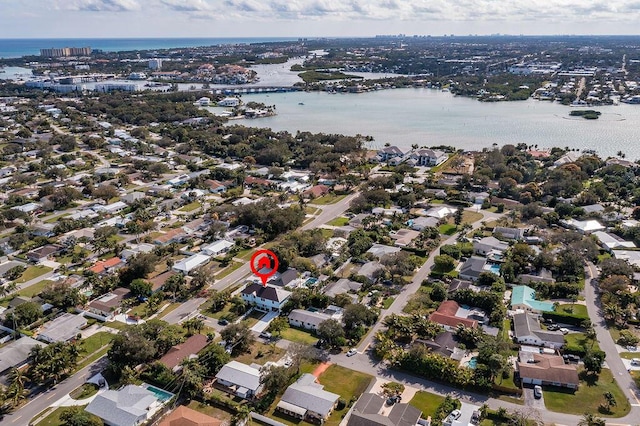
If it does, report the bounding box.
[267,316,289,337]
[583,350,605,376]
[578,413,606,426]
[221,323,255,354]
[198,343,231,376]
[4,265,25,280]
[287,342,318,374]
[454,206,464,226]
[317,319,345,348]
[59,406,103,426]
[261,365,290,395]
[208,290,231,312]
[108,327,158,369]
[5,368,27,406]
[434,254,456,273]
[129,279,152,298]
[8,301,43,327]
[343,304,377,330]
[29,342,80,385]
[182,317,204,336]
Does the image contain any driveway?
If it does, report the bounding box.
[522,384,545,410]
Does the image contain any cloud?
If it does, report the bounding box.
[64,0,141,12]
[160,0,211,12]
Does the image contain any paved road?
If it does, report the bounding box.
[162,192,360,325]
[584,262,640,420]
[357,207,502,352]
[3,357,109,425]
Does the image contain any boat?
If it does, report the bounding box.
[570,99,588,107]
[621,95,640,104]
[298,102,304,105]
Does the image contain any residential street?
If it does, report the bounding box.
[2,357,109,425]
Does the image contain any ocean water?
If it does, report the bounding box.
[0,37,298,58]
[236,88,640,159]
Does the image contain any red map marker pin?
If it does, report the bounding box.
[250,249,279,287]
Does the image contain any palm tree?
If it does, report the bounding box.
[579,413,605,426]
[232,404,252,426]
[6,368,27,406]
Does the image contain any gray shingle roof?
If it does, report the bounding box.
[215,361,261,391]
[279,374,339,417]
[85,385,158,426]
[38,313,87,343]
[0,336,46,375]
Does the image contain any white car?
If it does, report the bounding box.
[450,409,462,420]
[346,348,358,357]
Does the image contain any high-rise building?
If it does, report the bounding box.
[40,47,92,57]
[148,58,163,70]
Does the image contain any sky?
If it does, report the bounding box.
[1,0,640,38]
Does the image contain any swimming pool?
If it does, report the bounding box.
[485,263,501,275]
[465,357,478,369]
[142,384,174,402]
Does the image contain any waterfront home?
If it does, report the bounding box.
[276,373,340,423]
[375,145,405,162]
[241,283,291,312]
[512,312,564,349]
[511,285,555,313]
[517,351,579,389]
[410,148,448,166]
[215,361,262,399]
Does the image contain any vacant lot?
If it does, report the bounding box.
[317,364,373,425]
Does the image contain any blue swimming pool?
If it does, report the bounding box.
[465,357,478,369]
[142,384,174,402]
[486,264,501,275]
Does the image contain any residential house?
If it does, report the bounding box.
[429,300,478,331]
[153,228,188,245]
[37,313,87,343]
[148,270,177,293]
[288,309,337,332]
[511,285,555,313]
[121,243,155,260]
[85,384,166,426]
[173,254,211,275]
[473,237,509,256]
[323,278,363,299]
[215,361,262,399]
[204,179,227,194]
[416,331,464,360]
[31,223,56,237]
[493,227,526,240]
[410,216,439,231]
[593,231,636,252]
[84,287,130,321]
[559,218,605,234]
[348,393,422,426]
[272,269,299,287]
[201,240,235,257]
[26,244,62,263]
[356,261,383,284]
[89,257,123,275]
[390,229,420,247]
[121,192,146,204]
[183,217,210,235]
[376,146,405,162]
[367,243,401,258]
[447,278,474,294]
[410,148,448,166]
[512,312,564,349]
[517,351,579,389]
[159,405,222,426]
[241,283,291,312]
[459,256,487,281]
[276,373,340,423]
[518,269,556,285]
[0,337,46,384]
[303,184,330,199]
[424,205,457,219]
[159,334,209,372]
[348,213,372,228]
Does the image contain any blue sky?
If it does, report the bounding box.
[1,0,640,38]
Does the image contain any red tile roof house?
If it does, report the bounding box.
[303,184,330,199]
[159,334,209,372]
[429,300,478,331]
[88,257,123,275]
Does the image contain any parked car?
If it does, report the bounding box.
[346,348,358,357]
[450,409,462,420]
[534,385,542,399]
[259,331,272,339]
[547,324,560,331]
[560,328,570,335]
[218,318,229,326]
[631,358,640,366]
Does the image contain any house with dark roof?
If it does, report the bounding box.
[272,268,299,287]
[416,331,464,359]
[429,300,478,331]
[517,351,579,389]
[376,146,405,162]
[512,312,564,349]
[241,283,291,312]
[85,384,166,426]
[159,405,222,426]
[276,373,340,423]
[348,393,422,426]
[323,278,363,298]
[215,361,262,399]
[160,334,209,371]
[148,270,177,293]
[458,256,487,281]
[26,244,62,263]
[410,148,448,166]
[303,184,330,199]
[83,287,130,321]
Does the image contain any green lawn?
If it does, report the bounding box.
[180,201,202,212]
[544,368,630,417]
[69,383,99,400]
[280,326,318,345]
[409,391,446,417]
[317,365,373,426]
[234,342,285,366]
[499,319,512,343]
[81,332,116,355]
[312,193,347,205]
[557,303,588,317]
[187,401,234,424]
[35,405,99,426]
[215,261,242,279]
[439,224,458,235]
[14,279,53,298]
[320,228,334,239]
[564,332,601,353]
[327,216,350,227]
[43,213,69,223]
[14,265,53,283]
[618,352,640,360]
[241,310,266,328]
[382,297,395,309]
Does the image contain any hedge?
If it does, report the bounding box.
[541,310,588,326]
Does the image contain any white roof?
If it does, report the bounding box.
[173,254,210,273]
[593,231,636,250]
[561,218,605,233]
[202,239,234,254]
[215,361,261,391]
[424,206,457,218]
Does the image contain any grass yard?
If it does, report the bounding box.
[499,319,512,343]
[382,296,395,309]
[241,310,266,328]
[180,201,202,212]
[81,332,116,355]
[14,279,53,298]
[203,302,238,321]
[328,216,350,227]
[215,261,242,279]
[461,211,484,225]
[320,228,335,239]
[317,364,373,426]
[186,401,234,423]
[439,224,458,235]
[564,332,601,353]
[558,303,588,317]
[69,383,99,400]
[280,326,318,345]
[35,405,92,426]
[14,265,52,283]
[234,341,285,366]
[619,352,640,360]
[409,391,446,418]
[312,193,347,205]
[544,369,630,417]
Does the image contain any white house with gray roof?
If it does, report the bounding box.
[0,337,46,383]
[215,360,262,399]
[276,373,340,423]
[85,385,162,426]
[37,313,87,343]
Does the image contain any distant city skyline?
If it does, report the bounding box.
[1,0,640,38]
